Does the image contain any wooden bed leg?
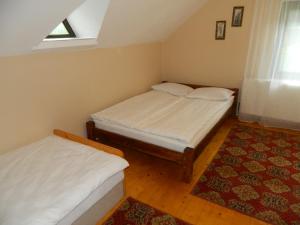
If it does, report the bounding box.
[182,148,195,183]
[86,121,96,141]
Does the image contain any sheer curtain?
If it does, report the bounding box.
[239,0,300,130]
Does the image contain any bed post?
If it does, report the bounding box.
[182,147,195,183]
[86,121,96,141]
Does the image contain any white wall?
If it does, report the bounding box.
[162,0,255,88]
[0,43,161,154]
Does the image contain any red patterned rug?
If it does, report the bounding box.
[192,124,300,225]
[103,197,191,225]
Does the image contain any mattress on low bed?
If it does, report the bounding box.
[0,136,129,225]
[57,171,124,225]
[92,90,234,152]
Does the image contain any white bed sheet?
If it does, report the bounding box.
[92,90,181,129]
[0,136,129,225]
[139,96,234,145]
[57,172,124,225]
[93,97,234,152]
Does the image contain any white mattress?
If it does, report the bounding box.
[57,172,124,225]
[92,91,234,152]
[0,136,129,225]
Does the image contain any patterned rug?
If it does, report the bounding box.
[192,124,300,225]
[103,197,191,225]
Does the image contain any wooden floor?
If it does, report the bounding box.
[97,119,277,225]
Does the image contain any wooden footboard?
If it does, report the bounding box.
[86,121,183,164]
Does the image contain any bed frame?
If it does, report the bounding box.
[86,83,239,183]
[54,129,124,158]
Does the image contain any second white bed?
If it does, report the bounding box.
[92,90,234,152]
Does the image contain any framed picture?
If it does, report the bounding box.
[232,6,244,27]
[215,21,226,40]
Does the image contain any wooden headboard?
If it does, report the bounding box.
[54,129,124,157]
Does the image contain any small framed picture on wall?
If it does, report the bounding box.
[215,21,226,40]
[232,6,244,27]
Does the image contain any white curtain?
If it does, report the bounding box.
[239,0,300,130]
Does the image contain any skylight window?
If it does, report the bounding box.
[46,19,76,39]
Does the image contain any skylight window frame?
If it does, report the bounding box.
[46,19,76,39]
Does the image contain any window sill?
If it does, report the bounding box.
[33,38,98,51]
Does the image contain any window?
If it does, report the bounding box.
[277,1,300,80]
[46,19,76,39]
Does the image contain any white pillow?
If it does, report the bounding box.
[152,83,194,96]
[186,87,234,101]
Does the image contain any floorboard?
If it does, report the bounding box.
[97,118,299,225]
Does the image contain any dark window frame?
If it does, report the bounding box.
[46,19,76,39]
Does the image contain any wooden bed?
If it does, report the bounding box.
[0,130,127,225]
[54,130,125,225]
[86,83,239,183]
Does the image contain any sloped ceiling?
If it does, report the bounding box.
[0,0,207,56]
[98,0,208,47]
[0,0,86,56]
